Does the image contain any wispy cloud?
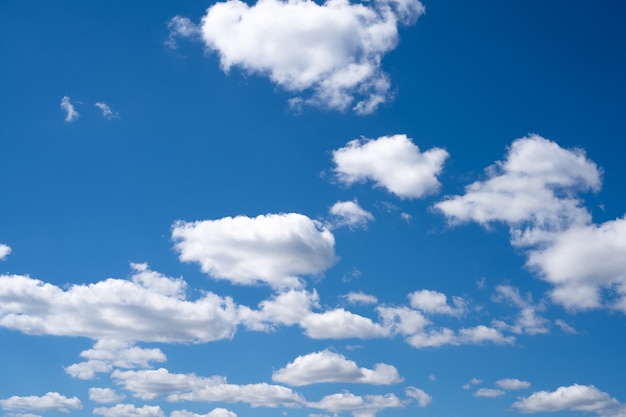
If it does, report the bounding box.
[60,96,79,122]
[95,102,120,119]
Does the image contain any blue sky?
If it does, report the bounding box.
[1,1,626,417]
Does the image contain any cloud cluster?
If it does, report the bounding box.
[333,135,449,198]
[0,392,82,413]
[512,384,625,416]
[168,0,425,113]
[272,350,402,386]
[0,264,239,343]
[172,213,336,288]
[436,135,626,312]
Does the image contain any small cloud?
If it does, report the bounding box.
[428,374,436,381]
[165,15,201,49]
[463,378,482,390]
[95,102,120,119]
[60,96,79,122]
[496,378,531,390]
[555,319,577,334]
[0,243,11,260]
[400,212,412,223]
[405,387,432,407]
[476,277,486,289]
[473,388,505,398]
[343,291,378,305]
[328,200,374,230]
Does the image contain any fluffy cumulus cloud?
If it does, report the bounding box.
[169,0,424,113]
[344,291,378,305]
[170,409,237,417]
[272,349,402,386]
[405,387,432,407]
[525,217,626,311]
[333,135,449,198]
[0,392,82,413]
[0,243,10,260]
[473,388,505,398]
[95,102,120,119]
[172,213,336,288]
[436,134,600,235]
[512,384,624,416]
[308,392,404,417]
[408,289,466,316]
[60,96,79,122]
[300,308,389,339]
[496,378,531,390]
[93,404,165,417]
[436,135,626,312]
[88,388,125,404]
[112,368,304,408]
[65,339,167,379]
[328,200,374,230]
[0,264,239,343]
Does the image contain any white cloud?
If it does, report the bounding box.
[60,96,79,122]
[301,308,389,339]
[308,392,403,417]
[239,289,320,331]
[332,135,449,199]
[328,200,374,230]
[95,102,120,119]
[526,217,626,311]
[65,339,167,379]
[171,0,424,113]
[0,243,11,260]
[491,285,549,335]
[88,388,125,404]
[405,387,432,407]
[0,392,82,413]
[376,306,429,336]
[0,264,239,343]
[165,16,202,48]
[435,134,600,240]
[272,349,402,386]
[170,409,237,417]
[512,384,622,415]
[93,404,165,417]
[555,319,577,334]
[473,388,505,398]
[172,213,336,288]
[408,289,466,316]
[406,325,514,348]
[112,368,304,408]
[496,378,531,390]
[343,291,378,305]
[434,135,626,312]
[463,378,482,389]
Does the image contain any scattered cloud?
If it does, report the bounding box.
[95,102,120,119]
[308,392,404,417]
[0,243,10,260]
[496,378,531,390]
[272,349,402,386]
[93,404,165,417]
[168,0,425,113]
[172,213,336,289]
[473,388,505,398]
[170,409,237,417]
[408,289,466,316]
[328,200,374,230]
[491,285,549,335]
[88,388,125,404]
[65,339,167,379]
[435,135,626,312]
[332,135,449,198]
[0,392,82,413]
[343,291,378,306]
[0,264,239,343]
[555,319,577,334]
[405,387,432,407]
[301,308,389,339]
[60,96,79,122]
[512,384,624,416]
[463,378,482,390]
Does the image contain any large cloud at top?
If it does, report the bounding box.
[172,213,336,288]
[169,0,425,114]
